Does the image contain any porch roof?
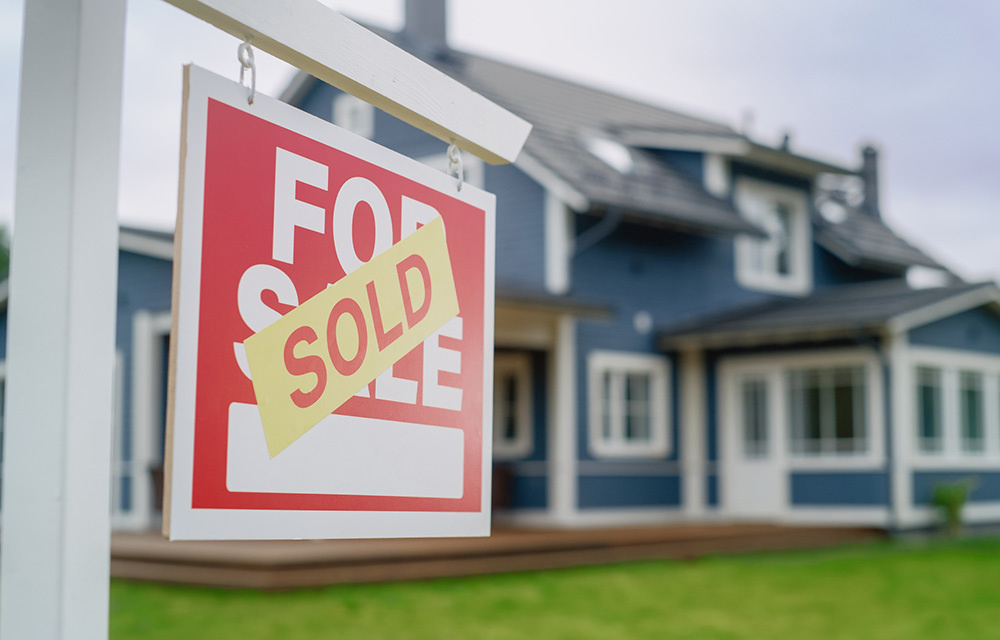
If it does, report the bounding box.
[657,279,1000,350]
[496,286,612,319]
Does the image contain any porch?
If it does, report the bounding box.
[110,523,884,589]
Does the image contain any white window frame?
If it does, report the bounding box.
[587,350,671,458]
[733,177,812,296]
[910,347,1000,467]
[492,352,534,460]
[721,349,884,470]
[331,93,374,139]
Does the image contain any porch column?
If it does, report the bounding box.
[886,330,915,528]
[680,348,706,518]
[548,314,577,524]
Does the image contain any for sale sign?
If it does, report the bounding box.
[164,65,495,540]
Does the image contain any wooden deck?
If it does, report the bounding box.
[110,524,886,589]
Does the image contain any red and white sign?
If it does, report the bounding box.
[165,65,495,540]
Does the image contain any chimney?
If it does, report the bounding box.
[861,144,880,220]
[403,0,448,56]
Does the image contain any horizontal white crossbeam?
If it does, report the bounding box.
[164,0,532,164]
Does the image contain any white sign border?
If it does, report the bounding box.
[166,65,496,540]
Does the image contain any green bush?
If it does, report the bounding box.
[932,480,972,534]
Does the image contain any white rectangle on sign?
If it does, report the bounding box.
[226,403,464,498]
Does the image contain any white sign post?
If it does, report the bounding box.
[1,0,528,637]
[1,1,126,639]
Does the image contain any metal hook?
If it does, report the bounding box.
[237,37,256,105]
[447,143,463,192]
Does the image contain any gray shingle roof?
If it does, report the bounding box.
[298,27,761,237]
[814,202,943,272]
[283,24,944,269]
[658,279,995,349]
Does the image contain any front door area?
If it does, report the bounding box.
[720,370,787,519]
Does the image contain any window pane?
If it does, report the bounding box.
[742,379,768,457]
[960,371,984,453]
[625,373,651,442]
[774,203,792,275]
[916,367,942,453]
[803,372,823,453]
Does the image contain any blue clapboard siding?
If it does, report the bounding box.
[572,222,768,468]
[909,306,1000,355]
[913,471,1000,504]
[790,472,890,506]
[509,474,547,510]
[578,475,681,509]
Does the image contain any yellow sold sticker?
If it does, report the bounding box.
[244,217,459,458]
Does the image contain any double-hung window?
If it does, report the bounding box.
[788,366,868,456]
[588,351,670,458]
[492,353,534,460]
[959,370,986,453]
[734,178,812,296]
[915,366,944,453]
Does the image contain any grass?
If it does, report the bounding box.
[110,536,1000,640]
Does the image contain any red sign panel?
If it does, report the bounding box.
[166,65,495,540]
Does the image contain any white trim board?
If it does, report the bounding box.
[888,284,1000,334]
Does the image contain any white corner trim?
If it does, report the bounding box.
[544,191,572,295]
[119,230,175,261]
[515,152,589,213]
[887,284,1000,334]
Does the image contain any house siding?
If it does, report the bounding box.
[790,471,890,506]
[578,475,681,509]
[570,222,761,510]
[913,471,1000,504]
[908,306,1000,355]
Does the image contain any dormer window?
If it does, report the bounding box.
[332,93,374,139]
[733,177,812,296]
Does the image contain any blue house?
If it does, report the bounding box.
[4,1,1000,533]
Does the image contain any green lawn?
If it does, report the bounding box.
[110,537,1000,640]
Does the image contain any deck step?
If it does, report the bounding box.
[110,525,886,589]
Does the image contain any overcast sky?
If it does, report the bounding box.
[2,0,998,281]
